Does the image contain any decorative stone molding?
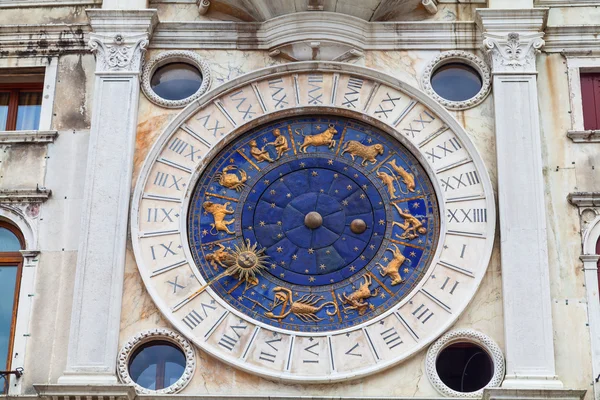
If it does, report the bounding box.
[117,329,195,394]
[197,0,210,15]
[483,32,545,74]
[425,329,505,398]
[422,0,438,15]
[483,388,587,400]
[0,188,51,204]
[141,51,212,108]
[0,130,58,144]
[89,34,149,74]
[268,41,364,62]
[152,14,480,51]
[545,25,600,54]
[421,50,491,110]
[568,192,600,208]
[0,24,88,58]
[567,130,600,143]
[35,384,136,400]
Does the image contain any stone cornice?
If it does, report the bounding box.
[568,192,600,207]
[0,188,51,204]
[0,0,100,7]
[152,13,481,50]
[35,384,136,400]
[86,9,159,38]
[0,130,58,144]
[544,25,600,54]
[567,130,600,142]
[0,24,89,57]
[476,8,549,33]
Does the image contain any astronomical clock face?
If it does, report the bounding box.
[132,64,495,382]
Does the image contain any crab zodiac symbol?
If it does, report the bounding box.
[214,165,248,192]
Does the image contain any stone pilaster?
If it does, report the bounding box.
[477,8,565,390]
[57,9,157,385]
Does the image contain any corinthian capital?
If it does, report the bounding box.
[89,33,149,74]
[483,32,545,74]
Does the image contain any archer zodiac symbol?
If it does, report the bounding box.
[214,165,248,192]
[340,140,384,166]
[264,128,290,161]
[376,244,407,286]
[264,287,338,322]
[338,275,380,316]
[297,124,338,153]
[203,201,235,235]
[392,203,427,241]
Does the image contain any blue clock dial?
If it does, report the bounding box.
[188,116,440,333]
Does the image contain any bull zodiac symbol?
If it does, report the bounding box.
[296,124,338,153]
[264,287,338,322]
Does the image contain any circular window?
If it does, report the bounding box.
[421,51,491,110]
[128,341,186,391]
[436,342,494,393]
[431,63,482,102]
[141,51,211,108]
[425,329,504,397]
[150,63,203,102]
[117,329,195,394]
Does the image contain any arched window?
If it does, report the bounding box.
[0,221,24,394]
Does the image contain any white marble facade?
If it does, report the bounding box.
[0,1,598,400]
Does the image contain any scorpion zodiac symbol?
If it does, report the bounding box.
[264,287,338,322]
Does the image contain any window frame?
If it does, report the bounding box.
[0,221,24,393]
[0,83,44,131]
[566,56,600,132]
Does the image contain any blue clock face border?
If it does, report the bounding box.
[188,115,440,333]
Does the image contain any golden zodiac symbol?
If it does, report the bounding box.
[376,169,398,199]
[298,123,338,153]
[388,159,415,193]
[340,140,384,166]
[265,287,338,322]
[203,239,269,293]
[203,201,235,235]
[249,139,274,163]
[214,165,248,192]
[392,203,427,241]
[338,275,380,316]
[376,160,416,199]
[205,243,232,271]
[264,128,290,161]
[376,244,406,286]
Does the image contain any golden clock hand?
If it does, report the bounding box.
[172,269,234,312]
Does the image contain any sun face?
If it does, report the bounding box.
[225,239,269,281]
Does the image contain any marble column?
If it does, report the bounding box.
[57,10,157,385]
[478,9,564,389]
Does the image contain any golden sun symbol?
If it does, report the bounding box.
[174,239,270,312]
[224,239,269,281]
